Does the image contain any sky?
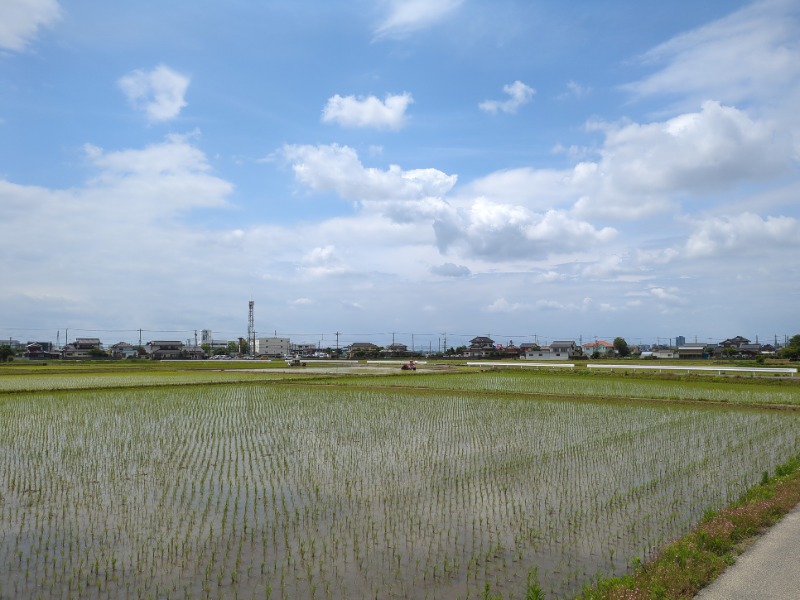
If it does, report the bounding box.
[1,0,799,351]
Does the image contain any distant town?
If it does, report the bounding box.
[2,330,797,362]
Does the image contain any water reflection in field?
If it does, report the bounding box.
[1,385,799,598]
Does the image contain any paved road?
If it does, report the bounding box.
[694,503,800,599]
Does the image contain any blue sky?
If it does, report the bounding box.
[1,0,799,350]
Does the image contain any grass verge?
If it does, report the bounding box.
[576,454,800,599]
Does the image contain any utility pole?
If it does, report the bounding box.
[248,300,255,357]
[335,331,340,358]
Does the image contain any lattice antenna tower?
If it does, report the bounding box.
[248,299,255,357]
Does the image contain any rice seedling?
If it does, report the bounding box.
[0,376,798,598]
[318,370,800,407]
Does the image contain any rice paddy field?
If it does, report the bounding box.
[1,362,799,599]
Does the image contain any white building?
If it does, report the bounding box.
[522,340,578,360]
[256,337,290,357]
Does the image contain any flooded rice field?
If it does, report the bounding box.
[1,384,799,599]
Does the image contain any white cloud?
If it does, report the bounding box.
[485,297,591,314]
[299,245,350,277]
[374,0,464,39]
[487,298,525,313]
[572,101,792,219]
[82,133,231,213]
[281,143,456,222]
[459,167,574,210]
[647,286,683,304]
[0,0,60,52]
[0,135,236,330]
[623,0,800,106]
[601,101,789,193]
[280,144,618,266]
[435,198,616,261]
[558,80,591,100]
[479,81,536,114]
[322,93,413,130]
[118,64,190,123]
[685,212,800,258]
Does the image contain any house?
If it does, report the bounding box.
[501,342,521,359]
[712,337,762,358]
[185,346,206,360]
[111,342,139,359]
[582,340,614,357]
[291,343,317,357]
[145,340,185,360]
[760,344,777,356]
[677,343,709,359]
[347,342,381,358]
[463,336,496,358]
[738,344,763,358]
[24,342,59,360]
[522,340,578,360]
[720,336,751,348]
[385,343,409,356]
[62,338,104,359]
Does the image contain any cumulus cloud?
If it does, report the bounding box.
[0,0,60,52]
[434,198,616,260]
[374,0,464,39]
[479,81,536,114]
[322,93,413,130]
[118,64,190,122]
[685,212,800,257]
[571,101,792,219]
[281,143,456,222]
[599,101,789,193]
[459,167,574,210]
[280,144,618,266]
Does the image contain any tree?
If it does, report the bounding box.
[0,345,13,363]
[613,337,630,358]
[780,334,800,360]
